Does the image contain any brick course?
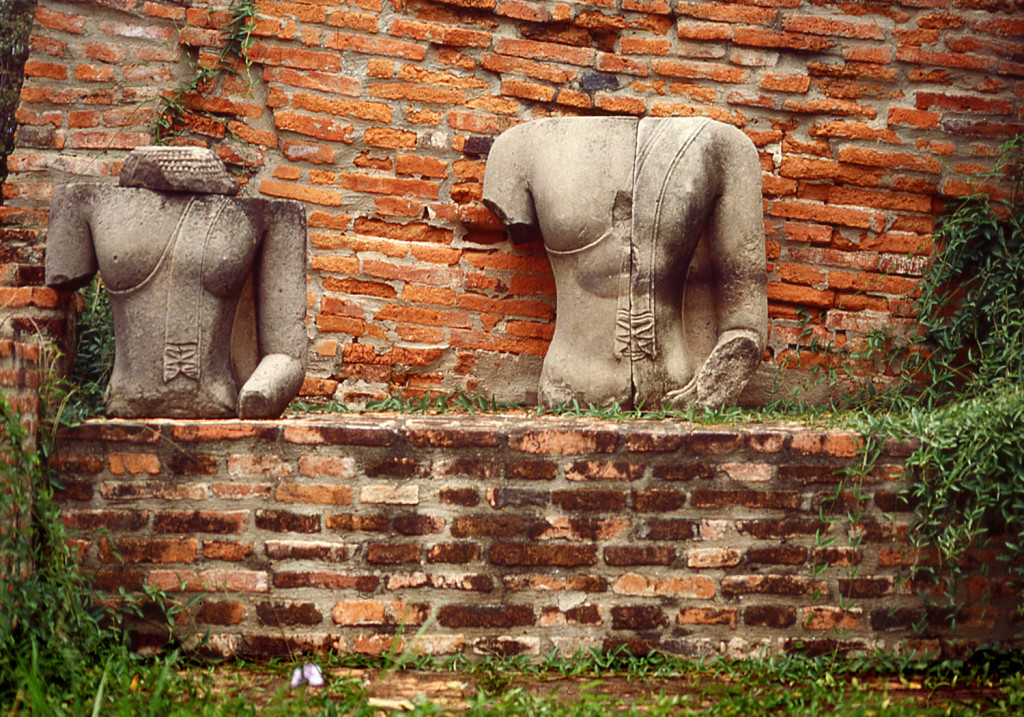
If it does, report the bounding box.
[0,339,49,548]
[3,0,1021,402]
[51,414,1016,658]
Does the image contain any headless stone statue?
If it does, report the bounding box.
[483,117,767,409]
[45,146,307,419]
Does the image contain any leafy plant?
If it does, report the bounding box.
[845,135,1024,625]
[1,385,122,709]
[1,356,209,714]
[912,145,1024,399]
[63,277,115,424]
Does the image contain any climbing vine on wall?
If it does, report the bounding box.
[153,0,260,144]
[851,135,1024,626]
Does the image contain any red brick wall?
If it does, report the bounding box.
[5,0,1023,403]
[52,416,1015,658]
[0,338,43,446]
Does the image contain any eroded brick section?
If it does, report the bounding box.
[360,485,419,504]
[256,601,323,627]
[439,487,480,506]
[364,457,420,478]
[566,461,643,482]
[438,605,535,629]
[736,517,826,539]
[108,453,160,475]
[678,607,737,629]
[275,483,354,505]
[744,605,798,628]
[722,575,829,597]
[441,458,502,479]
[202,540,253,562]
[511,429,618,455]
[505,460,558,480]
[99,537,197,564]
[197,601,246,626]
[691,489,803,510]
[637,519,699,541]
[325,513,388,532]
[367,543,422,564]
[747,546,808,565]
[604,546,675,566]
[153,510,247,534]
[428,542,482,564]
[393,514,446,535]
[265,540,353,562]
[274,572,378,591]
[283,423,393,446]
[488,487,549,509]
[451,515,526,538]
[551,489,627,512]
[633,489,687,512]
[61,509,147,532]
[148,569,269,593]
[255,510,320,533]
[167,453,218,475]
[405,424,502,448]
[652,463,715,481]
[489,542,598,567]
[611,606,669,631]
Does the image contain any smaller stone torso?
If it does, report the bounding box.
[46,145,307,419]
[483,116,767,409]
[93,190,265,417]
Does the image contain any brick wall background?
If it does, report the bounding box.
[0,338,43,445]
[5,0,1021,660]
[52,415,1016,658]
[3,0,1022,404]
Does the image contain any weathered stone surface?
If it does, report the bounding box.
[118,146,239,196]
[484,117,766,410]
[46,146,307,419]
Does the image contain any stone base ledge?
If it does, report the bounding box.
[51,414,1014,659]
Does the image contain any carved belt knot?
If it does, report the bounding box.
[163,342,200,382]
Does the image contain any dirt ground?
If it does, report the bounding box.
[205,666,1008,713]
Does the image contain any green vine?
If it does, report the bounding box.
[62,277,115,424]
[154,0,260,144]
[1,353,122,707]
[847,135,1024,628]
[1,351,208,710]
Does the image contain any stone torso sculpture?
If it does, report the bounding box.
[483,117,767,409]
[46,147,307,418]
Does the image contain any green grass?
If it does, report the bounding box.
[287,388,841,426]
[5,647,1024,716]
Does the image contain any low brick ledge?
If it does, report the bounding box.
[51,414,1014,659]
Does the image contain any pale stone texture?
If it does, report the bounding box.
[46,146,307,419]
[484,117,767,409]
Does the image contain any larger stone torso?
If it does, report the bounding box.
[499,117,721,408]
[92,189,264,417]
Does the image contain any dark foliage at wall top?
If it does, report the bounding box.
[0,0,38,199]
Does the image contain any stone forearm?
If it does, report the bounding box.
[693,328,765,408]
[237,353,305,418]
